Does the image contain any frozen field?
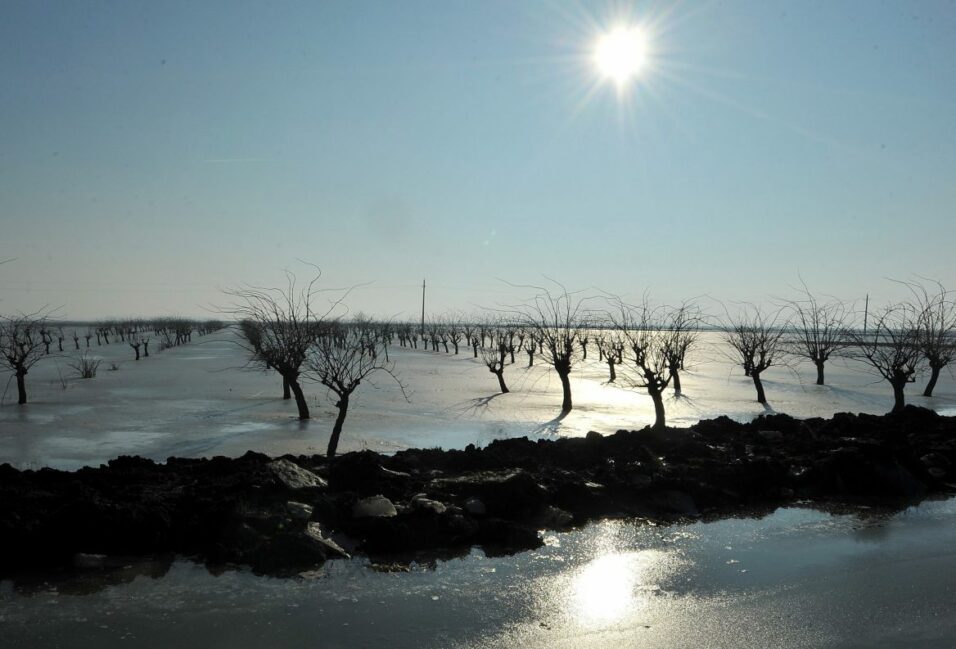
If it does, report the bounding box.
[1,327,954,470]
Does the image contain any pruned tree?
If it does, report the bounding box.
[848,302,923,413]
[597,332,623,383]
[446,317,463,354]
[661,301,703,395]
[724,306,788,405]
[129,332,143,360]
[524,334,537,367]
[308,324,404,458]
[225,266,346,420]
[782,283,852,386]
[480,333,510,394]
[505,281,594,414]
[904,280,956,397]
[609,300,673,429]
[0,312,50,404]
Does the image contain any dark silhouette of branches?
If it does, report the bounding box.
[782,282,852,385]
[0,310,51,404]
[847,302,923,413]
[308,323,404,458]
[502,280,597,414]
[901,280,956,397]
[223,266,348,420]
[723,305,788,405]
[608,299,672,429]
[479,326,510,394]
[661,301,704,395]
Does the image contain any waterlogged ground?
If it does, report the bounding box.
[3,499,955,648]
[1,328,954,469]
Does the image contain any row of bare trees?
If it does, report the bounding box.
[0,315,226,403]
[388,280,954,427]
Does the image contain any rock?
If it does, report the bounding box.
[353,495,398,518]
[305,522,350,559]
[267,459,327,490]
[431,470,548,519]
[250,529,330,574]
[410,493,446,515]
[286,501,314,521]
[463,497,486,516]
[73,553,107,569]
[537,506,574,529]
[329,450,410,494]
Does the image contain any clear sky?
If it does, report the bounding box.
[2,0,954,320]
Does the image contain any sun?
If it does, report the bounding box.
[594,26,649,86]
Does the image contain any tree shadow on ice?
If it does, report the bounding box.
[529,411,569,437]
[454,393,505,418]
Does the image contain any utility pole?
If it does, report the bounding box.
[863,293,869,336]
[421,279,426,337]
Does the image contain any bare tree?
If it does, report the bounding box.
[783,283,852,385]
[724,306,788,405]
[0,312,50,404]
[225,267,345,420]
[849,303,924,413]
[609,300,673,429]
[506,281,594,414]
[597,332,623,383]
[905,280,956,397]
[524,334,537,367]
[308,324,404,458]
[129,330,143,360]
[479,332,510,394]
[661,301,703,395]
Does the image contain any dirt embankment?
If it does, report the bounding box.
[1,406,954,577]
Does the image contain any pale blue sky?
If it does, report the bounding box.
[2,0,954,319]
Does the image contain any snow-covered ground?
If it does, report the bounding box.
[1,328,953,470]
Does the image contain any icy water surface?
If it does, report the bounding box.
[4,499,956,648]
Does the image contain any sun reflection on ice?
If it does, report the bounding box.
[568,549,669,626]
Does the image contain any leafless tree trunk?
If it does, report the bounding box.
[224,266,346,420]
[480,334,510,394]
[308,325,405,458]
[782,282,851,386]
[848,303,923,413]
[608,300,673,429]
[902,280,955,397]
[723,306,788,405]
[505,281,594,414]
[0,312,50,404]
[662,302,703,396]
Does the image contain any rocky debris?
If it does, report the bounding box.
[267,459,327,491]
[409,493,447,515]
[353,495,398,518]
[463,497,487,516]
[1,406,954,577]
[286,501,314,521]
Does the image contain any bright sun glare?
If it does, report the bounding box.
[594,26,649,86]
